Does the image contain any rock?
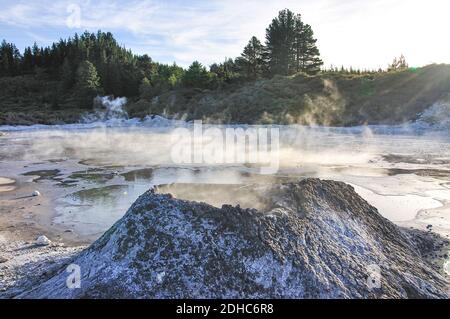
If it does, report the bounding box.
[0,257,8,264]
[35,236,51,246]
[32,190,41,197]
[20,179,450,299]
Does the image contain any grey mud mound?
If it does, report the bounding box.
[20,179,449,298]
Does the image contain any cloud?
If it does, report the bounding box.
[0,0,449,68]
[0,0,321,65]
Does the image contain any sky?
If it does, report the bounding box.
[1,0,450,69]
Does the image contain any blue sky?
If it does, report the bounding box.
[1,0,450,69]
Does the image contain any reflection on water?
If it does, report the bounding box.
[121,168,153,181]
[156,183,271,210]
[55,184,145,238]
[53,166,300,239]
[68,168,116,184]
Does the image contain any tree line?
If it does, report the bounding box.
[0,9,407,109]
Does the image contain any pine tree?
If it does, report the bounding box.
[31,42,42,67]
[388,54,409,72]
[293,14,304,73]
[210,58,240,84]
[294,23,323,74]
[265,9,322,76]
[237,36,265,79]
[22,47,33,72]
[398,54,408,69]
[104,60,122,95]
[182,61,211,88]
[139,76,153,99]
[60,57,74,90]
[0,40,21,76]
[265,9,297,75]
[75,60,101,108]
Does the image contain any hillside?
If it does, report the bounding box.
[1,64,449,126]
[0,74,82,125]
[132,64,450,126]
[0,65,450,126]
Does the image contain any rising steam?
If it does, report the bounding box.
[81,96,129,123]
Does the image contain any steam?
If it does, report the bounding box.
[81,96,128,123]
[416,101,450,130]
[2,102,449,187]
[297,79,346,126]
[9,124,379,172]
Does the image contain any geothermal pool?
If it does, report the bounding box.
[1,119,450,242]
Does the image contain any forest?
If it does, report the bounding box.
[0,8,416,125]
[0,10,352,104]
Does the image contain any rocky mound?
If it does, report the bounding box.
[20,179,449,298]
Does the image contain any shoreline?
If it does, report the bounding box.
[0,171,94,247]
[0,115,441,131]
